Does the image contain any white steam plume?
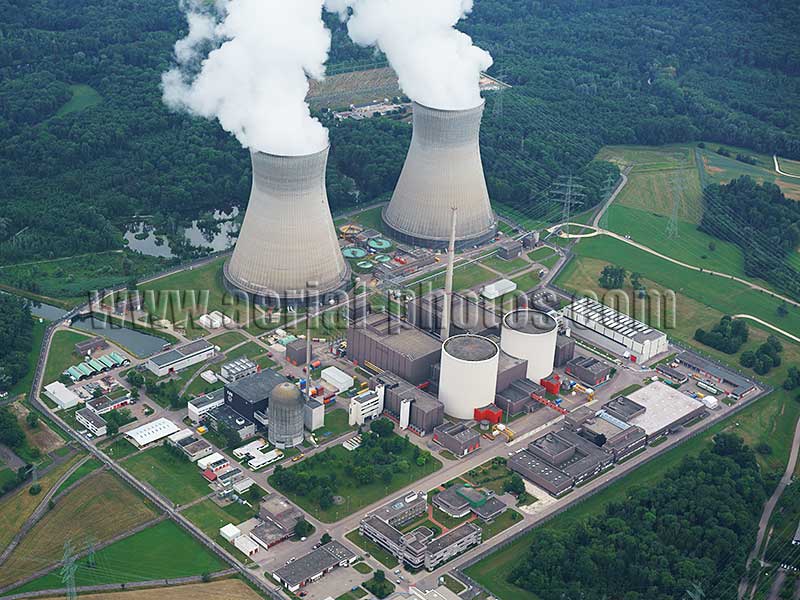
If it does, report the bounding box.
[326,0,492,111]
[163,0,330,156]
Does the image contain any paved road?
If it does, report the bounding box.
[739,415,800,599]
[774,155,800,179]
[733,314,800,344]
[592,166,632,228]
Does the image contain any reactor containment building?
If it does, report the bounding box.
[382,101,496,248]
[438,334,500,420]
[224,147,350,306]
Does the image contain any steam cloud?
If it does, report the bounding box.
[163,0,330,156]
[326,0,492,111]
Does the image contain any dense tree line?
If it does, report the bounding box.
[694,315,749,354]
[509,434,765,600]
[740,335,783,376]
[699,177,800,297]
[0,0,797,264]
[0,294,34,391]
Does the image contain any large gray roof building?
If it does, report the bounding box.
[271,541,356,592]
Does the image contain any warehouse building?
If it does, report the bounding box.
[321,366,354,392]
[655,364,689,385]
[187,389,225,424]
[146,339,215,376]
[272,541,356,592]
[207,404,256,441]
[74,336,108,355]
[347,313,442,384]
[43,382,81,410]
[497,239,523,259]
[167,428,213,461]
[219,357,258,383]
[432,422,480,457]
[125,418,179,448]
[225,369,287,423]
[348,389,384,426]
[562,297,668,362]
[251,494,305,549]
[285,338,309,366]
[373,372,444,435]
[606,382,705,439]
[676,352,755,399]
[76,407,107,437]
[564,407,647,461]
[86,394,132,416]
[432,485,507,521]
[565,356,612,387]
[408,292,501,338]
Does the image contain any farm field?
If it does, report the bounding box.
[123,445,211,505]
[52,458,103,497]
[42,328,93,384]
[698,145,800,200]
[777,156,800,177]
[306,65,400,110]
[0,453,84,550]
[36,579,263,600]
[11,520,226,594]
[0,472,158,589]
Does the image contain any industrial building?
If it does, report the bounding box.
[304,399,325,432]
[554,335,576,368]
[408,292,501,338]
[267,382,305,449]
[423,523,482,571]
[252,494,304,549]
[272,541,356,592]
[382,101,496,248]
[495,378,547,416]
[676,352,755,399]
[124,418,180,448]
[167,428,213,461]
[187,389,225,424]
[76,407,107,437]
[561,297,668,362]
[604,382,705,439]
[433,422,480,457]
[321,366,353,392]
[373,372,444,435]
[348,389,384,426]
[207,404,256,441]
[500,309,558,382]
[497,239,523,260]
[86,394,132,416]
[432,485,507,521]
[565,356,612,387]
[224,148,350,306]
[564,407,647,461]
[655,363,689,385]
[43,382,80,410]
[481,279,517,301]
[145,339,215,377]
[285,338,309,366]
[225,369,287,423]
[438,334,499,419]
[347,313,441,384]
[219,357,258,383]
[74,336,107,355]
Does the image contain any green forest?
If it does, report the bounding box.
[1,0,798,266]
[509,434,765,600]
[0,294,34,391]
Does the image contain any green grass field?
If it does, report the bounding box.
[777,157,800,177]
[56,84,102,117]
[480,255,529,275]
[208,330,247,351]
[317,408,356,441]
[699,145,800,200]
[123,445,211,505]
[51,458,103,497]
[511,270,541,292]
[10,520,226,594]
[527,247,556,262]
[102,437,139,460]
[43,328,92,385]
[408,262,497,294]
[182,498,258,557]
[346,529,399,568]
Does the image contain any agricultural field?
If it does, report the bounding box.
[306,66,401,110]
[51,458,103,497]
[698,144,800,200]
[11,520,226,594]
[123,445,211,505]
[35,579,263,600]
[0,471,158,589]
[777,156,800,177]
[42,328,93,385]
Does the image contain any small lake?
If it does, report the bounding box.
[26,300,68,322]
[124,209,240,258]
[70,314,167,358]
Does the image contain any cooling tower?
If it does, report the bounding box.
[382,101,496,248]
[224,147,350,305]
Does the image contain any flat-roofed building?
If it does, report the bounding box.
[43,382,80,410]
[219,357,258,383]
[187,389,225,423]
[348,389,384,426]
[168,428,213,461]
[146,339,215,376]
[374,372,444,435]
[76,407,107,437]
[620,381,706,439]
[347,313,441,384]
[495,378,546,416]
[676,351,755,399]
[509,449,573,497]
[497,239,523,259]
[565,356,612,387]
[86,394,132,415]
[654,364,689,384]
[207,404,255,441]
[565,407,647,461]
[74,336,107,355]
[305,399,325,432]
[370,491,428,527]
[433,422,480,457]
[432,485,507,521]
[554,335,576,367]
[124,417,179,447]
[562,297,668,362]
[272,541,356,592]
[225,369,287,422]
[424,523,482,571]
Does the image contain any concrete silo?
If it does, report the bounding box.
[500,309,558,382]
[438,334,500,419]
[382,101,496,248]
[268,382,305,449]
[224,147,350,306]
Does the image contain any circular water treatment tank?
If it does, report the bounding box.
[500,309,558,382]
[342,246,367,259]
[438,334,500,420]
[374,254,392,263]
[368,237,392,250]
[355,260,374,271]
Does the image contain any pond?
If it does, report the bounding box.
[26,300,68,322]
[70,314,168,358]
[124,209,240,258]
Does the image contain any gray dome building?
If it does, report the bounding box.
[268,382,305,449]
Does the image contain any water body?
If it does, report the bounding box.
[0,291,68,321]
[70,314,167,358]
[124,209,240,258]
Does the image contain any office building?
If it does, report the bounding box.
[145,339,215,377]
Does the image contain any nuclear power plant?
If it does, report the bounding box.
[500,309,558,382]
[382,101,496,248]
[224,147,350,306]
[438,335,500,419]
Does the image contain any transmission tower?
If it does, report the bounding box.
[666,178,684,240]
[86,537,97,569]
[491,69,506,119]
[551,175,585,235]
[60,540,78,600]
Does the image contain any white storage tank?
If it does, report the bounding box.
[500,309,558,382]
[438,334,500,420]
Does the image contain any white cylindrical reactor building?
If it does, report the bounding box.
[382,101,496,248]
[268,382,305,449]
[438,334,500,419]
[225,147,350,305]
[500,309,558,382]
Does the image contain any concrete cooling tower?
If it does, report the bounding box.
[224,147,350,305]
[382,101,496,248]
[438,334,500,420]
[500,309,558,382]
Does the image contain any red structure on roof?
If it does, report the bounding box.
[474,405,503,424]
